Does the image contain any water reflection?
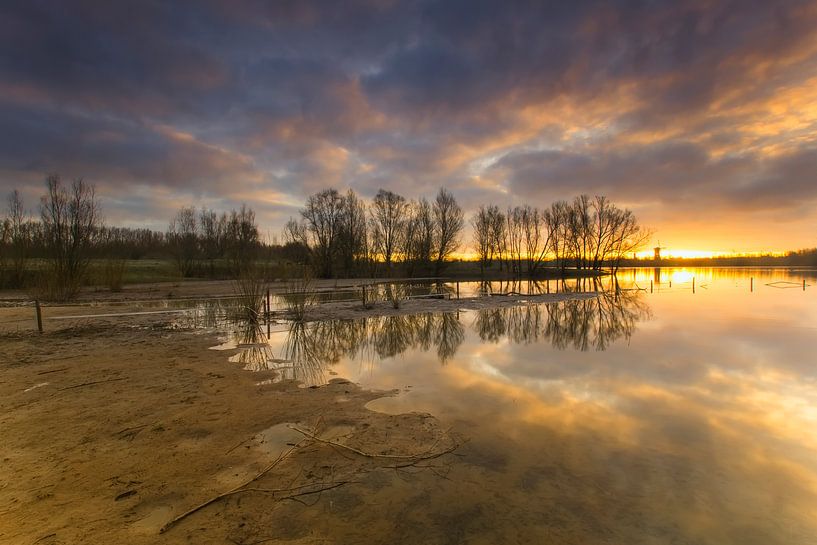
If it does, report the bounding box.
[200,268,817,543]
[217,290,648,387]
[476,290,649,351]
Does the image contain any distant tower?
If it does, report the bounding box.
[654,241,663,261]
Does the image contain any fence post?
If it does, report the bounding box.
[456,281,460,299]
[650,279,653,293]
[750,277,753,292]
[35,300,43,334]
[693,277,695,294]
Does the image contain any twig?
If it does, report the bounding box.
[287,425,459,461]
[224,435,255,455]
[36,367,68,375]
[277,480,350,502]
[159,440,305,534]
[32,533,56,544]
[116,423,150,436]
[58,377,126,391]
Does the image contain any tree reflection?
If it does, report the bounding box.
[368,312,464,363]
[226,289,647,383]
[474,290,650,351]
[228,321,276,372]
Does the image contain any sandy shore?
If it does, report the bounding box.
[0,322,457,544]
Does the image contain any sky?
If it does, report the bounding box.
[1,0,816,255]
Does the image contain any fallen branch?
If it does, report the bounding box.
[59,377,126,391]
[159,441,305,534]
[36,367,68,375]
[287,425,459,461]
[224,435,255,455]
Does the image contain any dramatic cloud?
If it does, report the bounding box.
[1,0,816,251]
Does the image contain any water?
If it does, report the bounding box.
[213,268,817,544]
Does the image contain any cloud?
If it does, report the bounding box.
[1,0,816,249]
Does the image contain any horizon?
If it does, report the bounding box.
[2,1,817,255]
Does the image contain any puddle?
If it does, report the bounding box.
[254,423,303,457]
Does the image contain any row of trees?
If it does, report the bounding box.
[0,175,101,298]
[0,177,265,295]
[286,189,648,278]
[471,195,650,275]
[285,187,464,278]
[166,205,260,277]
[2,176,652,297]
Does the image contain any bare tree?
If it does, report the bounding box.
[301,189,344,278]
[168,206,198,277]
[487,205,506,271]
[505,207,525,276]
[226,204,259,274]
[369,189,408,273]
[282,217,311,266]
[471,205,492,275]
[337,189,368,277]
[40,175,101,299]
[6,190,31,287]
[404,198,434,276]
[432,188,464,275]
[548,200,572,273]
[520,205,554,275]
[199,208,227,276]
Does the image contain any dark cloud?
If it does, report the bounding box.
[0,0,816,249]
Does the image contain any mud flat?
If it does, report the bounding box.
[0,322,457,544]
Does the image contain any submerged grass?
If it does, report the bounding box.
[283,273,315,321]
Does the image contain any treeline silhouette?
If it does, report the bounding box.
[620,250,817,267]
[284,188,651,279]
[2,176,651,297]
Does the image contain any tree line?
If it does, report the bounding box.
[285,188,650,278]
[0,175,267,297]
[284,188,464,278]
[471,194,651,276]
[2,175,655,298]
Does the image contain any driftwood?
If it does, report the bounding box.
[58,377,126,391]
[287,425,460,461]
[160,425,461,534]
[159,441,305,533]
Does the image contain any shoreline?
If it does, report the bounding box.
[291,291,600,322]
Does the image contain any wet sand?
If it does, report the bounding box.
[0,322,459,544]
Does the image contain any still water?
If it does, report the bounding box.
[219,268,817,544]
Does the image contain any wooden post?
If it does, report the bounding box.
[266,289,271,320]
[35,300,43,334]
[650,279,653,293]
[750,277,753,292]
[804,279,807,291]
[456,281,460,299]
[546,279,550,294]
[692,277,696,294]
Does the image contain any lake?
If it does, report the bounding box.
[219,267,817,544]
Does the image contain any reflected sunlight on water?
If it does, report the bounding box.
[203,268,817,544]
